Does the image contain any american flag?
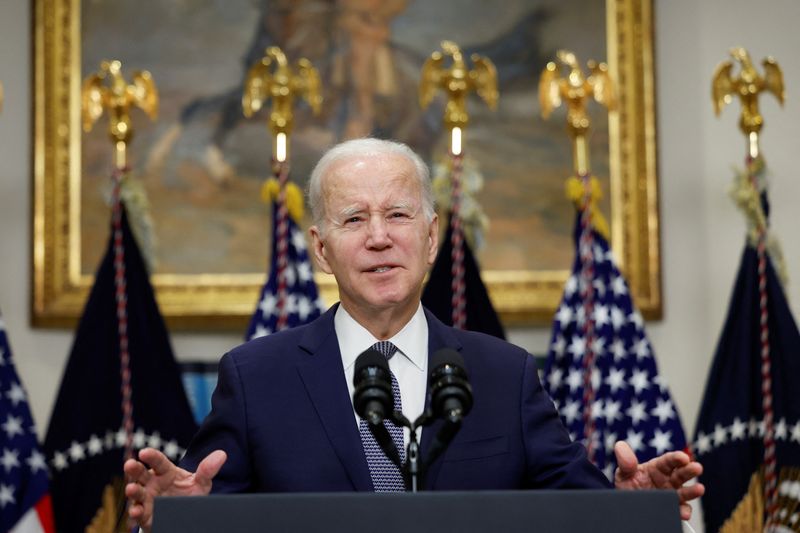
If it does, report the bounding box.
[0,313,54,533]
[542,215,687,480]
[246,201,326,340]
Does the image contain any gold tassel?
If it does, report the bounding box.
[730,157,789,287]
[118,172,156,273]
[261,178,305,223]
[565,175,610,241]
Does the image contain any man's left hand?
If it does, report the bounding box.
[613,441,705,520]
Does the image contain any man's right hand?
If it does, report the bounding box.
[124,447,227,532]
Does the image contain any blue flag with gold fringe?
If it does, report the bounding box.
[693,159,800,532]
[43,199,197,532]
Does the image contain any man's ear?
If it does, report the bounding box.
[309,225,333,274]
[426,214,439,265]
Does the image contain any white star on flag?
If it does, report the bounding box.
[605,368,627,393]
[729,418,747,441]
[2,415,23,439]
[26,449,47,473]
[68,441,85,462]
[52,452,68,471]
[629,370,650,394]
[649,429,673,455]
[6,382,26,406]
[627,400,649,426]
[87,434,104,455]
[0,484,15,508]
[0,448,20,472]
[651,398,675,424]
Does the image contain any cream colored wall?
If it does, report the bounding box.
[1,1,799,487]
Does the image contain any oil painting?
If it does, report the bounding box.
[34,0,659,327]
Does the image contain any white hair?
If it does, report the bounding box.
[307,138,435,229]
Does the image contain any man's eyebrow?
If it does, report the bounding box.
[338,206,365,217]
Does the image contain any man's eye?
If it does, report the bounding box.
[344,216,362,224]
[389,212,409,219]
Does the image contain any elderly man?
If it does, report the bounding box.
[125,138,703,531]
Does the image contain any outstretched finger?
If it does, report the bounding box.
[677,482,705,504]
[195,450,227,488]
[670,462,703,488]
[613,441,639,479]
[653,451,691,477]
[124,458,152,486]
[138,448,175,476]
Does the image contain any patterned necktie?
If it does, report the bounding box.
[358,341,407,492]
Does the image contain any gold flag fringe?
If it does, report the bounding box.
[565,175,610,241]
[261,178,304,224]
[721,467,800,532]
[86,476,130,533]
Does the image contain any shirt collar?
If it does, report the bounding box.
[336,304,428,372]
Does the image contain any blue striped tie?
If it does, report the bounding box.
[358,341,406,491]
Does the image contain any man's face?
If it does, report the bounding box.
[309,152,438,320]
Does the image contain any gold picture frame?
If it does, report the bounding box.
[33,0,660,329]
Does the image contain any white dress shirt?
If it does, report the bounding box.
[336,304,428,447]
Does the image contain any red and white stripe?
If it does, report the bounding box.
[111,169,134,461]
[747,157,778,530]
[577,172,598,462]
[273,160,291,331]
[449,152,466,330]
[10,494,55,533]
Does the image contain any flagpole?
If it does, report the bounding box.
[539,50,616,462]
[712,46,785,530]
[419,40,497,330]
[243,47,322,333]
[81,60,158,463]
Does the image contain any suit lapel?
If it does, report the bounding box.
[296,305,373,491]
[420,308,463,489]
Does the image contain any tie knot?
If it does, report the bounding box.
[372,341,397,360]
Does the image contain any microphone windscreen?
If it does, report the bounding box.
[354,348,389,380]
[430,348,467,376]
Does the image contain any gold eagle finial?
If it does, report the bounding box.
[712,47,784,137]
[242,46,322,136]
[538,49,616,135]
[419,40,498,130]
[538,50,616,176]
[81,60,158,142]
[81,60,158,168]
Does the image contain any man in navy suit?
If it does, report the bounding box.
[125,138,703,531]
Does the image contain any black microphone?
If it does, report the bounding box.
[353,349,394,426]
[429,348,473,423]
[422,349,473,471]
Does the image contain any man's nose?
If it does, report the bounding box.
[365,215,392,248]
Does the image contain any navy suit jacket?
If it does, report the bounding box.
[181,305,611,492]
